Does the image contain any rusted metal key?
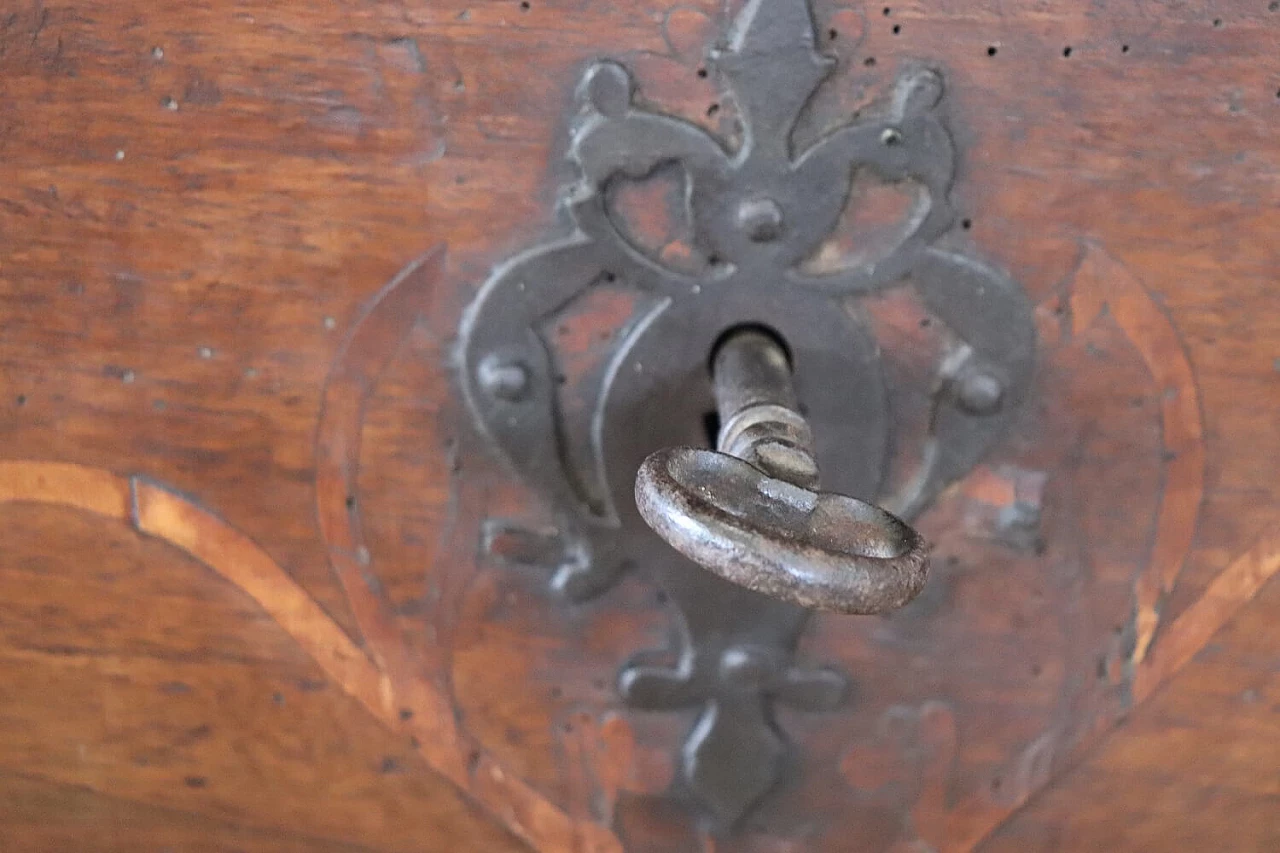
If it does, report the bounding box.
[635,328,930,614]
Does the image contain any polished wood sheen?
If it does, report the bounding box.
[1,0,1278,851]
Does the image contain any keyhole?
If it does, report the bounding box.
[702,410,721,448]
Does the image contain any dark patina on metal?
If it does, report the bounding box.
[457,0,1036,830]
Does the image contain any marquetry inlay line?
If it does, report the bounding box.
[0,459,622,853]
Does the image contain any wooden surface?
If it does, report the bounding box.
[985,562,1280,853]
[1,0,1277,850]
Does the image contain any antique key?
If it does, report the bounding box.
[635,328,930,614]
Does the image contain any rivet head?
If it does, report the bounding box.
[880,126,903,146]
[478,354,531,402]
[736,197,785,242]
[956,370,1004,414]
[719,645,778,690]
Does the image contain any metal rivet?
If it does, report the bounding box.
[736,197,784,242]
[956,370,1004,414]
[719,646,776,689]
[880,127,902,145]
[478,354,531,402]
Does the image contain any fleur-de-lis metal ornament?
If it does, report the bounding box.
[458,0,1035,830]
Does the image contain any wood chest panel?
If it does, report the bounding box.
[1,1,1277,850]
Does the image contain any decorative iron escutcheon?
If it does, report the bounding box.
[458,0,1035,831]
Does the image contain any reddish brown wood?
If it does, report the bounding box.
[0,0,1278,851]
[982,543,1280,852]
[0,771,386,853]
[0,500,523,852]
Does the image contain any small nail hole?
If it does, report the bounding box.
[696,67,707,78]
[1121,44,1130,53]
[706,102,720,117]
[986,45,998,57]
[892,24,901,34]
[1062,46,1072,57]
[828,28,839,41]
[961,218,973,230]
[864,56,876,66]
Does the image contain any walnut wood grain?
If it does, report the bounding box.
[0,501,524,852]
[0,771,386,853]
[982,553,1280,853]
